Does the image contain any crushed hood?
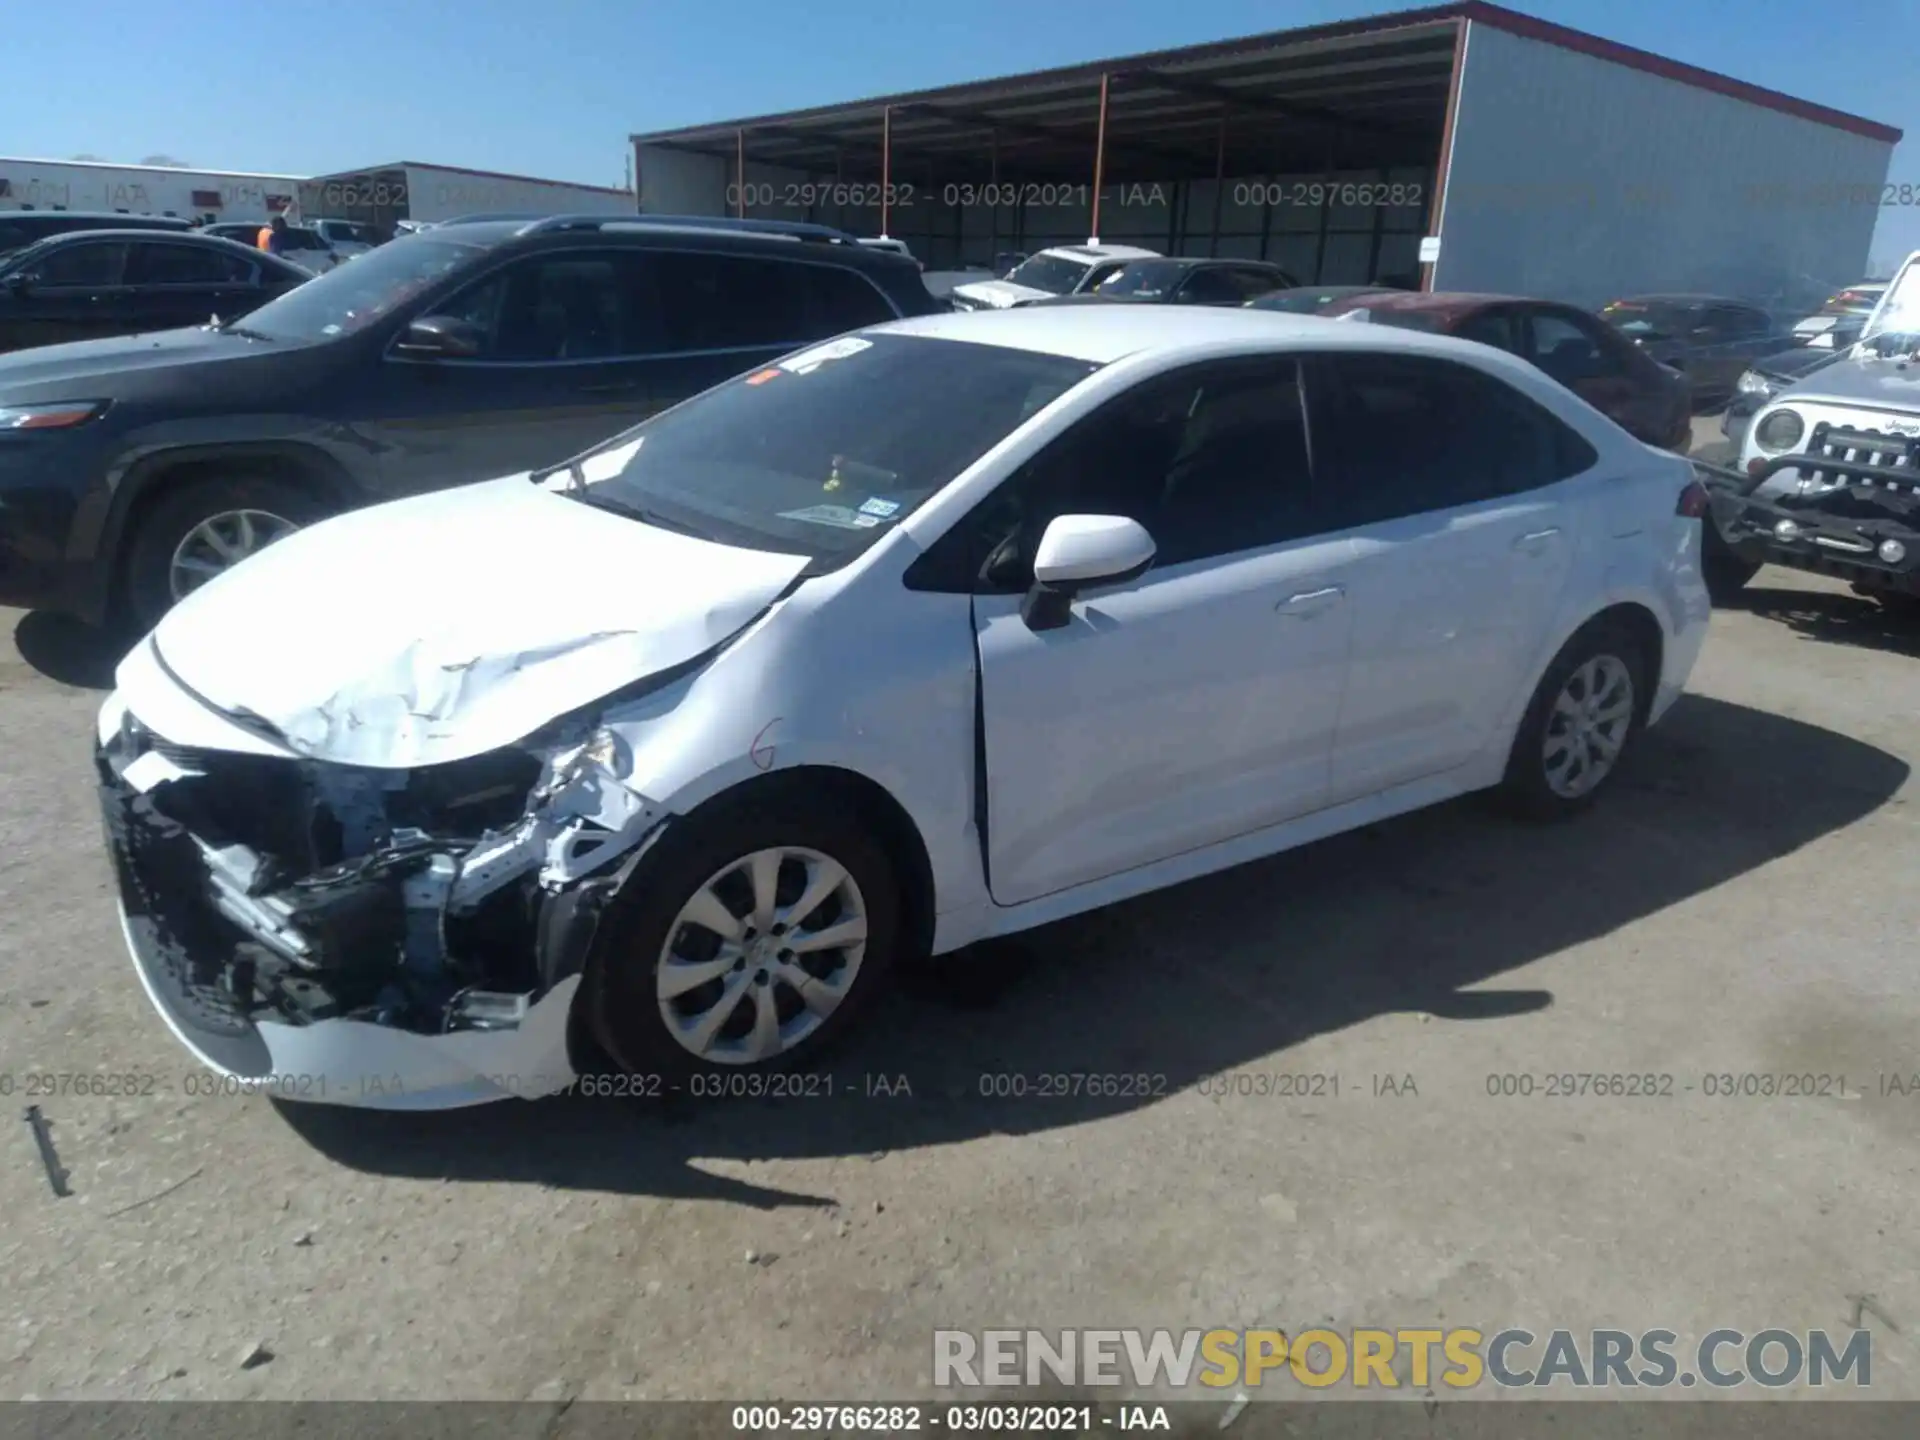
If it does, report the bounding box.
[138,476,810,768]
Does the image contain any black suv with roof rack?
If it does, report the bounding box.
[0,213,944,628]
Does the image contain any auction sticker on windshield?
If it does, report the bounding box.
[779,504,883,530]
[779,336,873,374]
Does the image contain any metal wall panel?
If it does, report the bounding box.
[403,165,632,224]
[1434,22,1894,311]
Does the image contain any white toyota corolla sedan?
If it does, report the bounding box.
[97,306,1712,1109]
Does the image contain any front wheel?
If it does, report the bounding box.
[121,475,328,631]
[584,795,900,1078]
[1498,620,1649,821]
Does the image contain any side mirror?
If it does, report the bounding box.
[1022,514,1156,632]
[395,314,485,360]
[4,272,34,296]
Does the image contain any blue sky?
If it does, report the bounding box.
[9,0,1917,268]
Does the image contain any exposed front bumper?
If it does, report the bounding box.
[97,710,598,1110]
[1702,451,1920,595]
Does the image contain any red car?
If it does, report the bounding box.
[1316,291,1693,451]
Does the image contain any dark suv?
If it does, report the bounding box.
[0,215,943,628]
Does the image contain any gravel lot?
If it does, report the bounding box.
[1,416,1916,1406]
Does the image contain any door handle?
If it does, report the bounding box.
[1277,584,1345,615]
[1513,527,1561,552]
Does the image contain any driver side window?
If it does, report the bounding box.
[957,357,1320,592]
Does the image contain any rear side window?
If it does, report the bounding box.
[1452,308,1519,353]
[1311,352,1596,527]
[126,242,251,285]
[800,264,897,334]
[1526,311,1621,383]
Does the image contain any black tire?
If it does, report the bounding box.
[583,791,900,1080]
[1701,529,1760,605]
[121,474,331,632]
[1497,619,1649,822]
[1871,590,1920,621]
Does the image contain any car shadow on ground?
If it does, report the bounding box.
[12,610,131,690]
[282,693,1907,1204]
[1739,584,1920,659]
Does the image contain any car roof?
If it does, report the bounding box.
[1607,293,1755,307]
[873,303,1530,367]
[1034,243,1159,262]
[415,215,922,271]
[3,210,192,225]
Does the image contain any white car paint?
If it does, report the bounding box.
[949,244,1159,310]
[307,220,375,259]
[143,473,812,768]
[102,305,1709,1108]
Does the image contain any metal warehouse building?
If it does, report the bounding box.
[630,0,1900,310]
[296,161,634,231]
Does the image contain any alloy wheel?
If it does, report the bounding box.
[168,508,301,600]
[655,846,869,1064]
[1542,654,1635,799]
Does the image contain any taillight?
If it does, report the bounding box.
[1677,479,1710,518]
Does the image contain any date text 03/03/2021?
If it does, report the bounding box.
[729,1404,1172,1432]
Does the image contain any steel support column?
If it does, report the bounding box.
[1209,116,1227,257]
[1089,73,1111,245]
[881,105,893,238]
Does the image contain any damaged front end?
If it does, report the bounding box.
[98,701,664,1108]
[1702,436,1920,594]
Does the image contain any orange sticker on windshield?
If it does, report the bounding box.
[745,369,782,385]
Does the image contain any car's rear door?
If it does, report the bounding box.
[1307,350,1592,802]
[970,356,1359,905]
[121,238,257,333]
[637,248,902,408]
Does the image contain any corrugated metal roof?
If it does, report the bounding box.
[630,1,1898,180]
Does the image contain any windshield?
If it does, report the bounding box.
[234,235,482,341]
[1862,262,1920,344]
[554,333,1098,567]
[1252,288,1379,314]
[1093,261,1186,299]
[1600,300,1692,339]
[1003,254,1096,295]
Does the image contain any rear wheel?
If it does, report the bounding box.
[584,794,899,1079]
[122,474,329,631]
[1498,620,1648,821]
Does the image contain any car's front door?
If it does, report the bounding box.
[1308,350,1592,802]
[362,249,671,491]
[0,239,129,352]
[969,356,1359,906]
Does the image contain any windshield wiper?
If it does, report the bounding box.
[577,491,718,542]
[218,322,276,341]
[534,459,586,495]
